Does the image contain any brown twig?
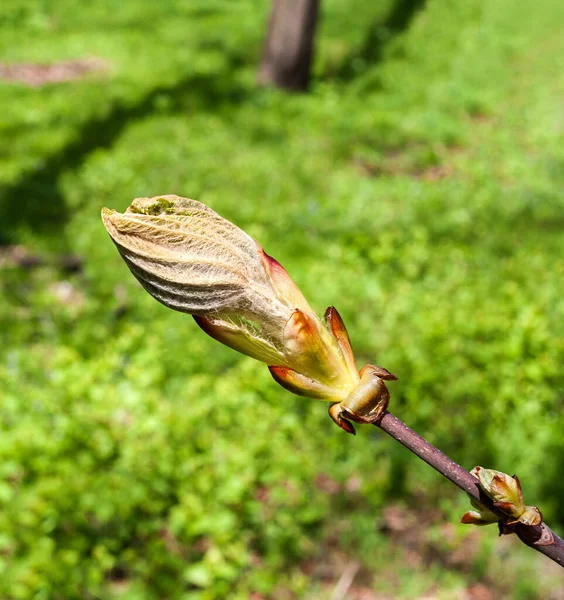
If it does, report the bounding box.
[375,411,564,568]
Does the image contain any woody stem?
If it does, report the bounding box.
[374,410,564,568]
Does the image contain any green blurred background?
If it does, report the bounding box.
[1,0,563,598]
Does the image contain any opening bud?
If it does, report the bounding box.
[102,195,395,432]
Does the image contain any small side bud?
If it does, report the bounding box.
[472,467,524,519]
[462,466,545,534]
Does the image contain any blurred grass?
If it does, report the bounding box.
[1,0,564,598]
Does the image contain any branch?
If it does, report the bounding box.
[101,197,563,569]
[375,411,564,568]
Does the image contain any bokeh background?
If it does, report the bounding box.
[1,0,564,598]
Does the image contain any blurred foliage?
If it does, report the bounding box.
[1,0,564,598]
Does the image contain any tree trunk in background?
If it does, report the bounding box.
[258,0,320,92]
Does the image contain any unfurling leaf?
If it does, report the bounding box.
[461,497,498,526]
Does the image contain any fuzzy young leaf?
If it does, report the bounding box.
[102,195,361,403]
